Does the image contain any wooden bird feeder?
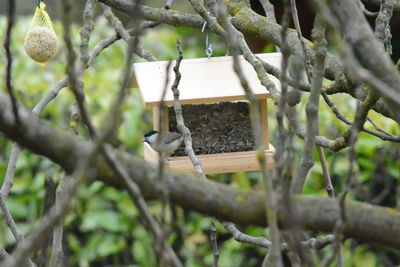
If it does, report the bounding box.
[132,52,282,174]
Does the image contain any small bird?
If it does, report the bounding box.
[142,130,184,157]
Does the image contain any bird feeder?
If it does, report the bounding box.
[132,52,282,174]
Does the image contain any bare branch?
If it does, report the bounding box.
[80,0,95,64]
[206,0,283,265]
[101,3,156,61]
[223,222,272,248]
[99,0,344,80]
[99,0,400,123]
[2,94,400,249]
[3,0,19,125]
[49,173,67,267]
[62,1,182,265]
[210,221,219,267]
[171,40,206,179]
[328,0,400,121]
[61,0,96,138]
[50,101,80,267]
[291,15,327,193]
[0,248,10,262]
[169,39,217,265]
[259,0,277,22]
[0,6,140,267]
[358,0,379,17]
[374,0,394,54]
[259,59,400,143]
[0,144,20,198]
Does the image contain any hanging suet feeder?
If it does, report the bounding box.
[24,1,58,65]
[132,53,282,174]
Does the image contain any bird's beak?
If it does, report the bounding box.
[141,137,145,142]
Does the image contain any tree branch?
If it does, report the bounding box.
[99,0,400,124]
[328,0,400,121]
[98,0,343,80]
[1,93,400,249]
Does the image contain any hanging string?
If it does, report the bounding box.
[201,21,213,59]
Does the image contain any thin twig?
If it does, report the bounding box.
[3,0,19,124]
[1,5,160,265]
[101,4,156,62]
[358,0,379,17]
[278,2,315,266]
[102,144,183,267]
[105,33,183,267]
[206,1,283,266]
[0,8,143,267]
[171,41,206,180]
[156,60,172,263]
[326,84,380,267]
[366,117,393,136]
[270,2,292,266]
[326,0,400,121]
[61,0,96,138]
[290,0,313,80]
[291,15,327,194]
[223,222,334,251]
[374,0,394,54]
[0,197,22,243]
[0,144,21,198]
[223,221,272,248]
[167,41,219,266]
[61,1,182,265]
[170,39,215,265]
[259,0,277,23]
[49,102,80,267]
[321,92,400,142]
[49,173,67,267]
[0,170,34,267]
[316,2,387,263]
[3,123,114,267]
[80,0,95,65]
[0,248,10,262]
[290,2,339,263]
[98,37,180,264]
[0,3,23,255]
[317,148,335,198]
[0,12,137,240]
[289,0,334,197]
[319,193,348,267]
[210,221,219,267]
[259,59,400,143]
[4,99,107,267]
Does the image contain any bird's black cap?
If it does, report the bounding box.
[144,130,158,137]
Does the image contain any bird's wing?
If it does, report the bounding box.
[162,132,182,144]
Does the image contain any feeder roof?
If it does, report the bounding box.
[132,52,282,106]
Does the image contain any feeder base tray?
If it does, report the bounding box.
[144,142,275,174]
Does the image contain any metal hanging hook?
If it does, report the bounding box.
[201,21,213,59]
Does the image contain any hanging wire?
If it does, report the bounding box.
[201,21,213,59]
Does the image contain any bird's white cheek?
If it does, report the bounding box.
[147,134,158,144]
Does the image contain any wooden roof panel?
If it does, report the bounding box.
[133,52,282,106]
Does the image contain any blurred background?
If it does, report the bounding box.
[0,0,400,266]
